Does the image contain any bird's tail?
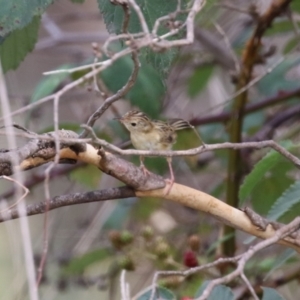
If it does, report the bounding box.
[168,119,204,145]
[168,119,193,131]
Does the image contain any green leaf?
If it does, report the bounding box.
[0,0,53,37]
[188,65,214,98]
[265,20,300,36]
[0,16,40,72]
[195,281,234,300]
[136,286,175,300]
[102,53,164,118]
[261,287,285,300]
[70,0,85,2]
[257,57,300,96]
[63,248,112,275]
[97,0,188,76]
[251,162,294,215]
[103,199,136,230]
[243,111,264,135]
[283,37,299,54]
[267,181,300,221]
[70,164,102,188]
[31,64,72,102]
[264,249,296,281]
[238,141,294,205]
[291,1,300,13]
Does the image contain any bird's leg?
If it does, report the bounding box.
[139,156,151,176]
[164,156,174,195]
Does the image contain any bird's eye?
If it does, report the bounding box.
[131,122,136,127]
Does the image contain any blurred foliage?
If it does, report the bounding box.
[239,141,294,205]
[0,16,40,72]
[31,64,73,102]
[187,65,215,98]
[261,287,285,300]
[63,249,112,275]
[257,57,300,96]
[195,282,234,300]
[0,0,52,37]
[136,286,175,300]
[70,164,102,189]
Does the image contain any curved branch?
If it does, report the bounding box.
[1,182,300,253]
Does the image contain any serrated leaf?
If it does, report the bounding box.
[195,281,234,300]
[136,286,175,300]
[261,287,285,300]
[267,181,300,221]
[251,163,294,215]
[239,152,280,205]
[97,0,188,76]
[63,248,111,275]
[238,141,294,206]
[0,0,53,37]
[264,249,296,281]
[188,65,214,98]
[0,16,40,72]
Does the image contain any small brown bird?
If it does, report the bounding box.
[116,110,200,194]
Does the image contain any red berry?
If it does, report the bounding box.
[183,250,199,268]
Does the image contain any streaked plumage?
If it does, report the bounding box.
[116,110,196,194]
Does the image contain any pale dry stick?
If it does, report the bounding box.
[240,272,259,300]
[102,32,145,56]
[152,0,187,36]
[83,126,300,167]
[127,0,150,35]
[120,270,129,300]
[38,45,285,135]
[0,127,298,171]
[197,217,300,300]
[80,51,140,138]
[0,176,29,213]
[0,62,38,300]
[148,256,242,300]
[0,46,131,122]
[44,24,181,76]
[177,0,182,11]
[154,0,206,48]
[44,0,205,76]
[213,21,240,73]
[36,94,61,287]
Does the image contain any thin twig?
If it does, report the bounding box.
[0,176,29,212]
[197,217,300,300]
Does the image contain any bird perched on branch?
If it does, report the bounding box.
[116,110,203,194]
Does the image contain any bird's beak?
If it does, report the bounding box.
[113,117,122,121]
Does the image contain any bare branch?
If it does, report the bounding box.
[0,187,135,223]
